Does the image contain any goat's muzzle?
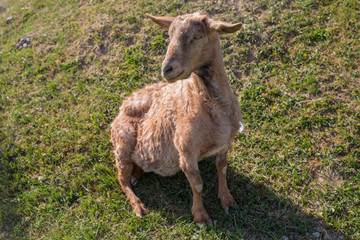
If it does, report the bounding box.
[161,58,184,82]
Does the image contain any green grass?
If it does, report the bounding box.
[0,0,359,239]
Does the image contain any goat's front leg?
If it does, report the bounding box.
[216,152,237,214]
[179,154,213,226]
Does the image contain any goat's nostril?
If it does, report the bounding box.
[163,65,173,75]
[166,66,173,74]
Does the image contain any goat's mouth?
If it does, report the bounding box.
[164,70,185,83]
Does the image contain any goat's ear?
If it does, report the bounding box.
[209,20,242,35]
[146,14,175,30]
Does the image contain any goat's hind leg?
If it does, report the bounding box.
[115,158,147,217]
[112,119,147,217]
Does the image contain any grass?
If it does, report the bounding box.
[0,0,359,239]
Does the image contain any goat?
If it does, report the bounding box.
[111,11,244,226]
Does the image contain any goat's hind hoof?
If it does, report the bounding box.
[131,176,139,186]
[131,165,143,186]
[134,203,148,218]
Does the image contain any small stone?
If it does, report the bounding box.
[313,232,321,238]
[6,16,13,23]
[16,36,31,49]
[282,236,289,240]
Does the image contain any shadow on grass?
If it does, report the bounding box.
[0,193,23,239]
[0,152,345,239]
[0,156,27,239]
[134,157,344,239]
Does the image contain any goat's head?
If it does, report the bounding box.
[147,12,242,83]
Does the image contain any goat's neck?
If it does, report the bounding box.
[194,39,232,105]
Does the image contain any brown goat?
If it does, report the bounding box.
[111,11,244,226]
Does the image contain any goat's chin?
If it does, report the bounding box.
[163,71,191,83]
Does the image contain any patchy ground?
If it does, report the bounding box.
[0,0,359,239]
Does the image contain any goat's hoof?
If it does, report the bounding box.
[193,209,213,227]
[131,166,143,186]
[219,192,237,214]
[131,176,139,186]
[224,206,229,215]
[206,218,213,226]
[195,218,213,227]
[134,203,147,217]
